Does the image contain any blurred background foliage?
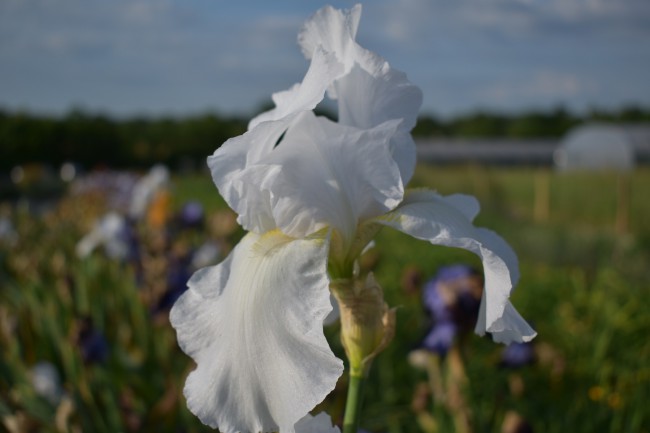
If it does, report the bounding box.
[2,106,650,170]
[1,164,648,432]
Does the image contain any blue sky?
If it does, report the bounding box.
[1,0,649,118]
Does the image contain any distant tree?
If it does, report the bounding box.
[449,111,508,138]
[412,114,446,137]
[60,110,122,167]
[617,105,650,123]
[507,107,579,138]
[583,105,650,123]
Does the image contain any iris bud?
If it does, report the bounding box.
[331,273,395,377]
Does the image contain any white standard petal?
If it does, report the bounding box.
[170,231,343,433]
[374,190,536,344]
[335,62,422,132]
[297,5,422,183]
[208,116,293,233]
[334,64,422,183]
[249,47,344,130]
[263,112,403,242]
[298,4,362,65]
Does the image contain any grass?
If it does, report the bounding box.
[1,165,649,432]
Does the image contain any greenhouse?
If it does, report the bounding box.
[554,124,636,171]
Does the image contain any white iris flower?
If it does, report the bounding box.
[171,5,535,433]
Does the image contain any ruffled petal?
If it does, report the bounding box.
[298,5,422,183]
[335,63,421,131]
[170,231,343,432]
[298,4,361,67]
[334,64,421,183]
[374,190,536,343]
[220,5,421,234]
[208,116,293,233]
[209,47,344,234]
[479,297,537,344]
[210,109,406,240]
[249,47,344,130]
[263,112,403,242]
[294,412,341,433]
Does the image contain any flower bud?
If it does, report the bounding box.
[331,273,396,377]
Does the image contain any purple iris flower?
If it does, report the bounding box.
[70,170,138,212]
[422,277,452,322]
[421,264,483,355]
[123,217,141,264]
[499,342,536,369]
[77,317,109,364]
[422,321,458,355]
[179,201,204,229]
[152,254,192,315]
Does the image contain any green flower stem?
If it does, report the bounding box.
[331,275,395,433]
[342,373,366,433]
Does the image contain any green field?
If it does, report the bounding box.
[1,165,649,432]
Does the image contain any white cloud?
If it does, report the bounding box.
[370,0,650,43]
[480,70,596,103]
[120,0,174,25]
[0,0,648,116]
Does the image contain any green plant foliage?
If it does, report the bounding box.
[1,166,648,432]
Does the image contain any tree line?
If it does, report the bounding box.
[0,110,246,170]
[1,106,649,170]
[412,106,650,138]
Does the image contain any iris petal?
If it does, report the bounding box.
[208,117,291,233]
[334,65,421,184]
[298,5,422,183]
[263,112,403,242]
[170,231,343,432]
[249,47,344,130]
[374,190,536,343]
[298,4,361,65]
[295,412,341,433]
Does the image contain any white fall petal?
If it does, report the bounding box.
[375,190,536,344]
[170,231,343,433]
[294,412,341,433]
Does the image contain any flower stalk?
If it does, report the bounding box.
[342,374,365,433]
[331,274,396,431]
